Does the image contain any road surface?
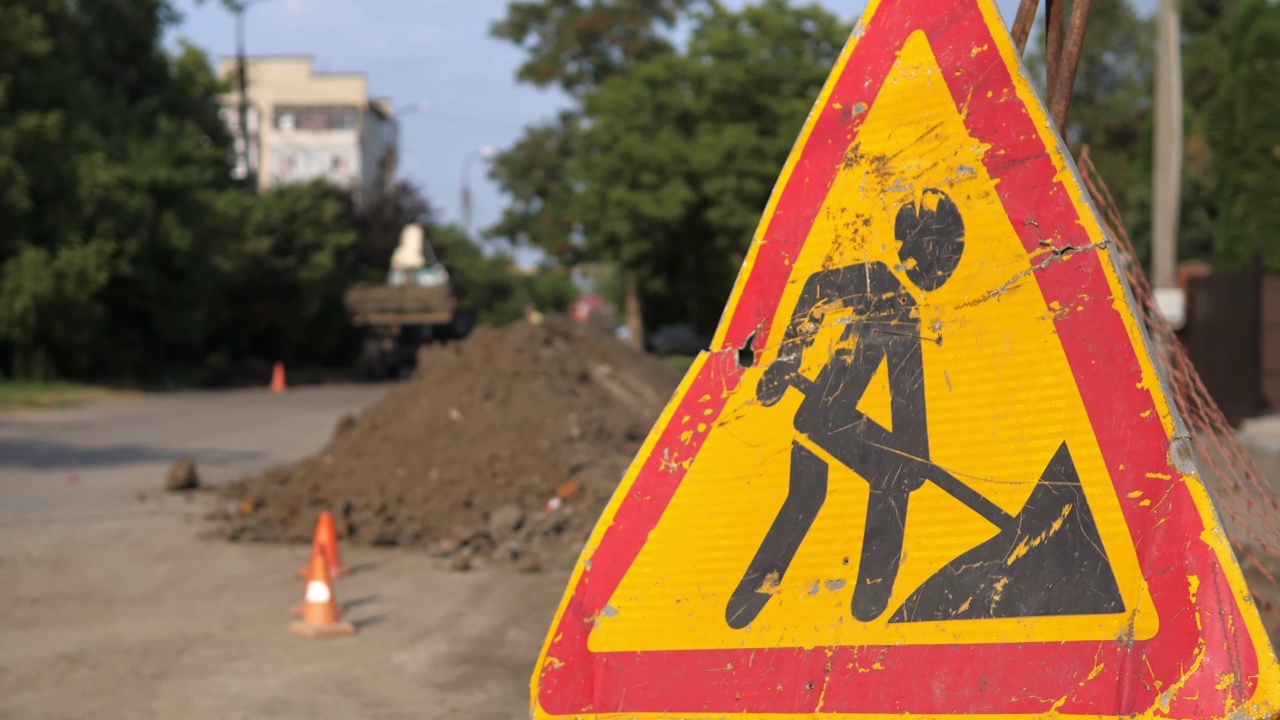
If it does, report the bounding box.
[0,386,567,719]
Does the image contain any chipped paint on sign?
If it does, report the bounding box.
[531,0,1280,717]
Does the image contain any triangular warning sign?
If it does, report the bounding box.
[532,0,1280,717]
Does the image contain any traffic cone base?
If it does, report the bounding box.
[290,600,353,617]
[288,618,355,638]
[289,549,355,638]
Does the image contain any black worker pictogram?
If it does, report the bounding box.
[725,189,1125,629]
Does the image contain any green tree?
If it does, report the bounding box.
[1026,0,1158,255]
[0,0,396,382]
[571,0,848,333]
[1173,0,1238,269]
[0,243,113,379]
[488,0,703,257]
[1022,0,1255,272]
[486,111,582,260]
[432,224,577,326]
[1209,0,1280,271]
[492,0,696,93]
[0,0,235,378]
[207,182,358,368]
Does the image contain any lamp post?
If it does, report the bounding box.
[227,0,275,191]
[460,146,495,236]
[382,101,429,197]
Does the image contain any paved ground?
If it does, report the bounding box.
[0,386,567,720]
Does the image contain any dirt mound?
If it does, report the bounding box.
[214,316,684,569]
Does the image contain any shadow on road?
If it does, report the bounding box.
[352,614,387,630]
[343,562,380,577]
[0,438,265,470]
[342,595,380,612]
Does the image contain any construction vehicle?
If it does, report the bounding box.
[345,223,476,378]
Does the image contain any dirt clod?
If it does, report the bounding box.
[165,458,199,492]
[216,317,683,568]
[516,555,544,574]
[488,504,525,542]
[333,413,358,439]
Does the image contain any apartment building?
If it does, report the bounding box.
[217,56,397,205]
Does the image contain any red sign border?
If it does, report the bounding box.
[537,0,1263,715]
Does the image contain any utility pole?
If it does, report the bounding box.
[229,0,271,192]
[460,146,494,236]
[1152,0,1183,293]
[391,101,429,199]
[235,3,252,190]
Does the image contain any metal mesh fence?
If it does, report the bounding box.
[1078,147,1280,649]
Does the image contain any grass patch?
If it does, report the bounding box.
[0,381,126,412]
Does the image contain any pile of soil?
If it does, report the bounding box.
[214,316,684,569]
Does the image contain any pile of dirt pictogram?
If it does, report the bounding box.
[212,316,685,570]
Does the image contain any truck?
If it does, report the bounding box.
[345,223,476,379]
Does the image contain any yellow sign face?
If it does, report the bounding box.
[589,29,1156,653]
[533,0,1280,717]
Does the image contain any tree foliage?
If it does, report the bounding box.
[1025,0,1162,257]
[485,111,582,260]
[1208,0,1280,271]
[487,0,1280,340]
[492,0,698,95]
[432,225,577,326]
[573,0,848,332]
[491,0,846,334]
[487,0,702,258]
[0,0,236,378]
[0,0,478,382]
[1019,0,1261,274]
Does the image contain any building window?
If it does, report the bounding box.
[273,105,358,131]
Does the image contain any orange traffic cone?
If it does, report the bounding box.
[298,512,346,579]
[291,539,331,616]
[270,362,287,393]
[289,552,355,638]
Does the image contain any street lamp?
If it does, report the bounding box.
[380,101,429,203]
[460,146,495,236]
[225,0,277,191]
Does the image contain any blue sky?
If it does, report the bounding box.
[167,0,1152,239]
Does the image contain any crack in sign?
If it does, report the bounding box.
[957,239,1110,309]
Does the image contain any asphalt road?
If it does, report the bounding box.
[0,386,567,719]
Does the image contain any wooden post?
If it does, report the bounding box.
[624,275,645,352]
[1151,0,1183,291]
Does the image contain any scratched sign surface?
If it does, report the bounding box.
[531,0,1280,717]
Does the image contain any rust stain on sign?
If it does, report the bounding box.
[531,0,1280,717]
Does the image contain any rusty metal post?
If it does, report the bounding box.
[1012,0,1040,55]
[1045,0,1065,115]
[1050,0,1093,136]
